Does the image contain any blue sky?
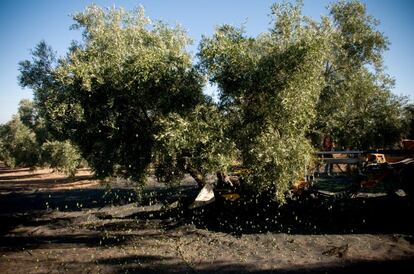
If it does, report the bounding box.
[0,0,413,123]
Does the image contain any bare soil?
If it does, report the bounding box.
[0,163,413,273]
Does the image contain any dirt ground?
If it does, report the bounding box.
[0,163,413,274]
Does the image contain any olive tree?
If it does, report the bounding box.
[17,1,407,203]
[0,100,85,175]
[0,116,40,168]
[313,0,406,149]
[198,2,331,201]
[19,5,204,183]
[18,99,37,129]
[41,140,84,176]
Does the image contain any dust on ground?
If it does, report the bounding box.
[0,163,413,273]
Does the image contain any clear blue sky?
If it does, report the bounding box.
[0,0,413,124]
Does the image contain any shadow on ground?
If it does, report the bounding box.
[96,256,414,274]
[0,164,413,273]
[187,194,414,236]
[1,164,414,236]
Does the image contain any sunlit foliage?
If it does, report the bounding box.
[41,140,84,176]
[198,2,331,201]
[19,5,204,183]
[155,104,238,187]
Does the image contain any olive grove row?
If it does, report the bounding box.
[1,0,413,202]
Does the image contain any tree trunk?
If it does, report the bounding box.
[187,167,206,188]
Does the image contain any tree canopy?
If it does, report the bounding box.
[197,1,332,201]
[0,100,84,175]
[313,0,406,149]
[0,115,40,168]
[16,1,409,202]
[19,5,204,183]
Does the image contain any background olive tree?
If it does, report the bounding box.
[313,0,406,149]
[0,99,84,176]
[0,115,40,168]
[404,104,414,140]
[41,140,84,176]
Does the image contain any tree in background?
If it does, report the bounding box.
[18,99,37,129]
[0,99,85,176]
[16,99,51,145]
[19,5,204,183]
[404,104,414,140]
[0,99,43,168]
[41,140,84,177]
[313,0,406,149]
[0,116,40,168]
